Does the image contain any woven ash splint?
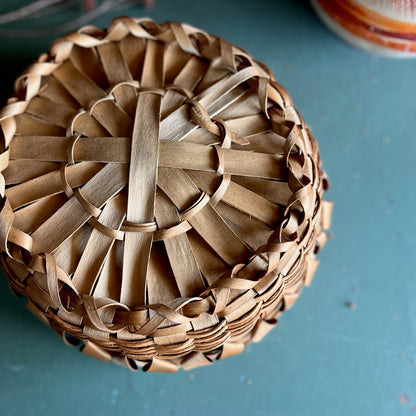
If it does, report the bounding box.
[0,17,332,372]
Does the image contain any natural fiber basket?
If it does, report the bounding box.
[0,17,332,372]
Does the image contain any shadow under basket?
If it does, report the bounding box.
[0,17,332,372]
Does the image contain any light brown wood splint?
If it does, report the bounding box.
[0,18,332,372]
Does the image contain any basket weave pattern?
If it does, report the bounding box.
[0,17,332,372]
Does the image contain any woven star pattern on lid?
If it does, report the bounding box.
[0,17,332,372]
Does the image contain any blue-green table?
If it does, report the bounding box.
[1,1,415,415]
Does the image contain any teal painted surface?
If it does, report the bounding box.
[0,1,415,415]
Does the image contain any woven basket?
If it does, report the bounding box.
[0,17,332,372]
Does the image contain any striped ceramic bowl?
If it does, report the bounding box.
[311,0,416,57]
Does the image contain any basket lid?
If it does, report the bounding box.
[0,18,331,371]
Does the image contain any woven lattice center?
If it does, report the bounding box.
[0,18,331,371]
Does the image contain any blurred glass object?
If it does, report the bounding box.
[0,0,153,37]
